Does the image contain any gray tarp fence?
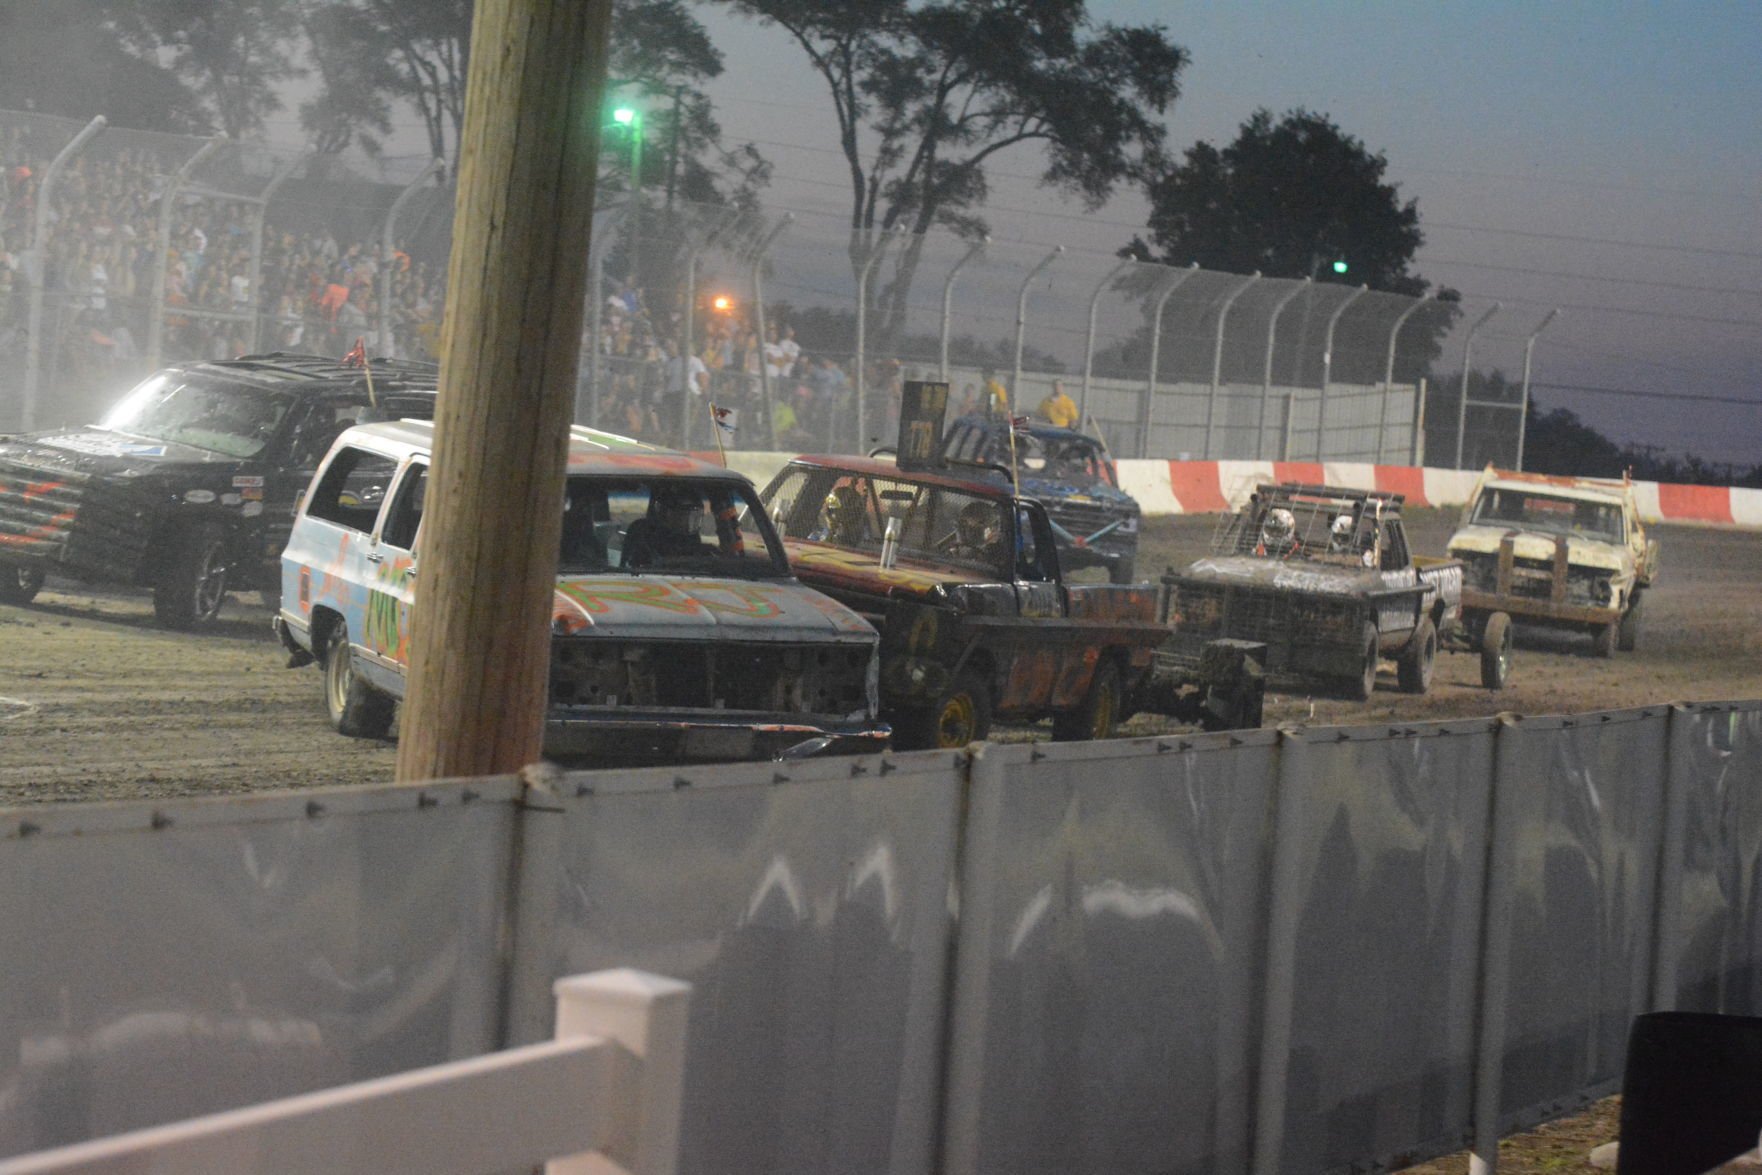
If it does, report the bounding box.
[3,701,1760,1173]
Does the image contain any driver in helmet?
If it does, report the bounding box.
[816,484,867,546]
[1328,513,1356,554]
[943,499,1005,565]
[620,482,709,567]
[1257,507,1298,558]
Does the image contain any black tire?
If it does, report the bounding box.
[1053,660,1122,742]
[892,669,991,750]
[1397,616,1438,695]
[1591,617,1618,659]
[1618,590,1643,652]
[152,523,230,629]
[1480,611,1513,691]
[0,563,45,605]
[1345,623,1379,702]
[324,622,395,738]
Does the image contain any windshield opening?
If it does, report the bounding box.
[559,476,786,578]
[99,373,295,459]
[1470,488,1622,543]
[764,466,1012,579]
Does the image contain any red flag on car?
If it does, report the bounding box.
[342,338,367,368]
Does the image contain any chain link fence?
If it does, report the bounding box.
[1,108,1509,467]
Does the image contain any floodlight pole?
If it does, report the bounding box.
[1455,302,1502,469]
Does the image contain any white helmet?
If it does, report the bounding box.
[1262,508,1295,543]
[1331,514,1354,544]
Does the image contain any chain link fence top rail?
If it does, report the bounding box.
[0,108,1496,467]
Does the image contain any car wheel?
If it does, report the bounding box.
[894,669,991,751]
[1397,616,1437,695]
[1053,659,1122,742]
[1480,612,1513,690]
[0,563,45,605]
[1591,617,1618,659]
[153,523,230,629]
[1345,623,1379,702]
[324,622,395,738]
[1618,590,1643,652]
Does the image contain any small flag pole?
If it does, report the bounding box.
[709,400,729,467]
[1007,415,1021,497]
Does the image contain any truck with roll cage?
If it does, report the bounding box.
[1158,482,1514,700]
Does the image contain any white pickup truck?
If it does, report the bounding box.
[1445,466,1659,657]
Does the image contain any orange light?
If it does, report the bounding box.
[711,295,733,313]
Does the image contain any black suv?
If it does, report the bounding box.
[941,414,1142,583]
[0,352,439,628]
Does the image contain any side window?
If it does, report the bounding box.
[1381,520,1409,571]
[1015,505,1059,582]
[290,404,364,469]
[304,447,401,534]
[380,463,428,550]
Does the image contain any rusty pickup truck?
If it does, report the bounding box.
[760,455,1254,749]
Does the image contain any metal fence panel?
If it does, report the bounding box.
[1490,708,1672,1131]
[542,750,966,1175]
[0,781,519,1160]
[1261,721,1497,1173]
[1665,701,1762,1015]
[942,733,1281,1175]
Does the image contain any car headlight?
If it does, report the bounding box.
[1118,515,1139,535]
[1591,576,1613,604]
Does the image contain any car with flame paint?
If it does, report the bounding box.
[758,454,1234,749]
[1445,466,1658,657]
[274,421,887,762]
[939,414,1142,583]
[1161,482,1512,699]
[0,352,440,628]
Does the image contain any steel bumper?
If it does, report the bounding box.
[1461,589,1620,628]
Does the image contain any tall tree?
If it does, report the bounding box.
[1131,107,1427,295]
[103,0,304,138]
[0,1,205,132]
[724,0,1187,237]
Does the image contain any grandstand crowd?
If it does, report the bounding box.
[2,121,1061,451]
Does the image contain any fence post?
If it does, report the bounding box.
[1468,714,1525,1175]
[1248,729,1311,1175]
[1139,263,1198,459]
[21,116,105,432]
[145,134,227,370]
[1650,704,1698,1012]
[1379,294,1431,464]
[1317,284,1368,460]
[1079,256,1136,428]
[1513,308,1560,471]
[1203,272,1259,459]
[1454,303,1501,470]
[751,214,794,450]
[1010,245,1063,415]
[550,969,693,1175]
[379,157,445,359]
[246,151,311,353]
[1258,278,1309,459]
[940,235,989,381]
[854,227,902,452]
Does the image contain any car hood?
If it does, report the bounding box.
[785,542,998,601]
[1178,554,1388,596]
[1019,475,1136,512]
[3,429,230,479]
[550,574,877,640]
[1447,525,1630,573]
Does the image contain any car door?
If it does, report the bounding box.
[354,459,426,688]
[285,443,402,675]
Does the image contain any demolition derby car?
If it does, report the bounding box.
[1160,483,1515,699]
[0,352,439,628]
[275,421,889,763]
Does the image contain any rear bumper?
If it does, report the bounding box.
[543,708,890,762]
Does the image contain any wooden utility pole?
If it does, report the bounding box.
[395,0,613,783]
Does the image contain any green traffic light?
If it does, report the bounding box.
[612,107,636,126]
[1331,259,1349,274]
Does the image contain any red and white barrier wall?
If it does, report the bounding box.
[1113,459,1762,527]
[713,452,1762,528]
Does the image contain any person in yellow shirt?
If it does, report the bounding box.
[981,368,1008,417]
[1037,379,1078,428]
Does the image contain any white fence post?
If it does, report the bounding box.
[549,969,692,1175]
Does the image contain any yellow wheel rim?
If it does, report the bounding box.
[936,693,977,747]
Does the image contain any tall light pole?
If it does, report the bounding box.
[614,104,643,284]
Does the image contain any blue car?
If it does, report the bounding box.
[940,414,1142,583]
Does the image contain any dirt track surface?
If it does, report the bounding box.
[2,508,1759,805]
